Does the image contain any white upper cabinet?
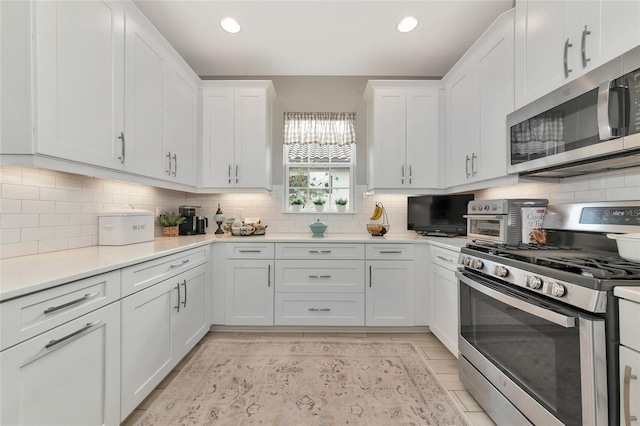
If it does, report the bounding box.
[515,0,640,108]
[201,82,276,191]
[35,0,125,170]
[444,9,514,187]
[364,81,440,192]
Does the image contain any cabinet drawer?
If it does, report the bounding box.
[620,299,640,352]
[275,243,364,259]
[275,260,364,293]
[275,293,365,326]
[366,244,414,260]
[430,246,460,271]
[121,246,209,297]
[226,243,274,259]
[0,270,120,351]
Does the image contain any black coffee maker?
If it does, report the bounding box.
[178,205,200,235]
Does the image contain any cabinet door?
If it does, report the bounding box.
[430,263,459,356]
[234,88,269,188]
[365,261,414,326]
[370,89,407,189]
[121,279,178,420]
[35,0,124,169]
[225,260,274,325]
[406,88,439,188]
[476,16,513,182]
[0,303,120,426]
[175,265,208,357]
[619,346,640,426]
[165,65,198,185]
[201,88,235,187]
[447,68,479,186]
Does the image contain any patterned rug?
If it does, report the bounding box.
[136,339,471,426]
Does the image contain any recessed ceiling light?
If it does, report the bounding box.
[220,17,240,34]
[397,16,418,33]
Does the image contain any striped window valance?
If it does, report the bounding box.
[283,112,356,146]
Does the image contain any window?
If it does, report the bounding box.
[283,113,356,212]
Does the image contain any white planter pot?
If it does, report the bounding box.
[336,205,346,212]
[291,205,302,212]
[314,205,325,212]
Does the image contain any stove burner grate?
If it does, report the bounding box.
[535,256,640,280]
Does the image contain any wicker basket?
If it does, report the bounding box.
[162,226,179,237]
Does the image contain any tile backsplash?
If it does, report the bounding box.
[1,166,639,259]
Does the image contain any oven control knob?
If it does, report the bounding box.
[483,204,490,211]
[492,265,509,277]
[470,259,484,270]
[526,275,542,289]
[491,204,498,211]
[471,205,477,211]
[549,282,566,297]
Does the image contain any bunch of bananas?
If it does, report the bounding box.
[370,202,384,221]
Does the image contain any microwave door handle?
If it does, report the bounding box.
[598,80,616,140]
[456,272,577,328]
[463,214,504,220]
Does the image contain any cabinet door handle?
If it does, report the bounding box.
[235,164,239,184]
[624,365,638,426]
[170,259,190,268]
[401,165,405,184]
[437,255,453,263]
[471,152,477,176]
[172,153,178,177]
[581,25,591,68]
[268,264,271,287]
[379,250,402,254]
[45,320,100,349]
[308,275,331,279]
[309,250,331,254]
[166,152,172,175]
[44,292,101,314]
[228,164,232,184]
[308,308,331,312]
[564,38,573,78]
[409,165,412,185]
[175,284,181,312]
[118,132,126,164]
[181,279,187,308]
[369,264,372,287]
[465,155,471,178]
[239,250,262,253]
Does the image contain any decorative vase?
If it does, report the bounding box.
[213,204,225,234]
[163,226,179,237]
[336,205,346,212]
[314,204,324,212]
[291,205,302,212]
[309,219,328,237]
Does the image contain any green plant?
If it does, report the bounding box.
[158,211,186,227]
[335,198,348,206]
[291,198,304,205]
[312,197,326,206]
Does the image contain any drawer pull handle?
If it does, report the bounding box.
[239,250,262,253]
[45,320,100,349]
[380,251,402,254]
[43,291,101,314]
[181,280,187,308]
[170,259,190,268]
[369,265,373,287]
[268,264,271,287]
[308,275,331,279]
[175,284,181,312]
[437,255,453,263]
[308,308,331,312]
[624,365,638,426]
[309,250,331,254]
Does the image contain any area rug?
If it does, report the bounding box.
[135,339,471,425]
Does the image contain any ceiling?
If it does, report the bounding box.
[133,0,514,78]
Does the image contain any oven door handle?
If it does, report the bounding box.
[463,214,504,220]
[457,272,577,328]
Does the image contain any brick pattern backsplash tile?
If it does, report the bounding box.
[1,166,639,259]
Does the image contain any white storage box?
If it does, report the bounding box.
[98,209,154,246]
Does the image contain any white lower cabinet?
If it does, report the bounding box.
[618,297,640,426]
[366,260,415,326]
[429,246,460,356]
[121,264,208,421]
[0,302,121,426]
[225,260,274,325]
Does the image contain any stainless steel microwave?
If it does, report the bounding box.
[507,45,640,178]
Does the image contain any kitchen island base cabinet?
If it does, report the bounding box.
[121,264,208,421]
[0,302,120,426]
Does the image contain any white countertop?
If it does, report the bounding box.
[614,287,640,304]
[0,232,471,301]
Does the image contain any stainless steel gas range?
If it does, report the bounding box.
[456,201,640,426]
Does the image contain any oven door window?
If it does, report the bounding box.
[467,217,504,240]
[460,279,582,425]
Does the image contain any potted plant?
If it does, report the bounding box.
[312,197,326,212]
[290,198,304,212]
[335,198,348,212]
[158,211,186,237]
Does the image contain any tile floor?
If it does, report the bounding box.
[121,331,496,426]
